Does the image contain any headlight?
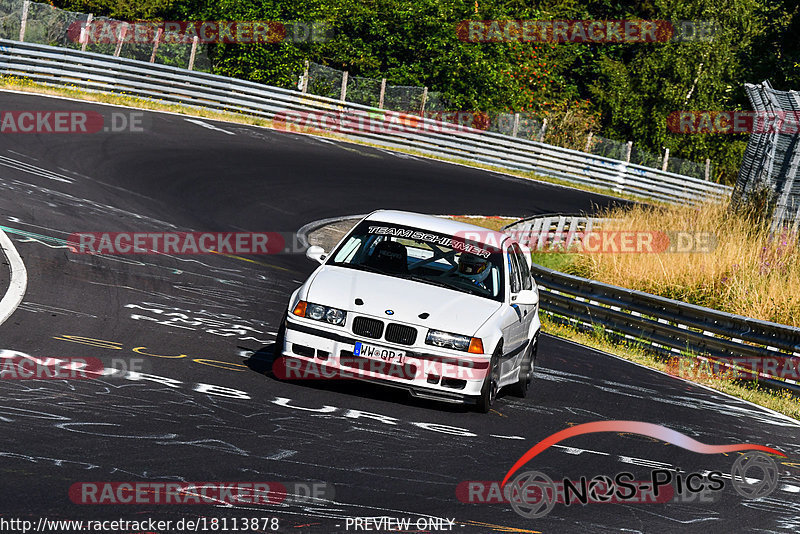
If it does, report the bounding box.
[325,308,346,325]
[425,329,483,353]
[292,301,347,326]
[307,303,326,321]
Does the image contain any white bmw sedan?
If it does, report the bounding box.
[277,210,540,412]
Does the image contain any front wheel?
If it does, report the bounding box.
[475,344,501,413]
[273,312,287,356]
[510,336,537,398]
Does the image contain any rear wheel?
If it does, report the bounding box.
[475,344,502,413]
[510,336,537,398]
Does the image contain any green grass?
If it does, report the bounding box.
[530,252,579,272]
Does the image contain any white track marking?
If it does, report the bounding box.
[0,228,27,326]
[0,155,74,183]
[184,118,235,135]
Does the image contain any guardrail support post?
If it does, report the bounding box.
[378,78,386,109]
[420,87,428,116]
[19,0,30,42]
[538,118,547,142]
[705,158,711,181]
[584,131,593,152]
[113,23,128,57]
[149,27,162,63]
[340,70,348,101]
[662,148,670,171]
[512,113,520,137]
[625,140,633,163]
[187,35,198,70]
[80,13,93,52]
[301,60,309,93]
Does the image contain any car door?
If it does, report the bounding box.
[510,242,537,339]
[499,244,528,379]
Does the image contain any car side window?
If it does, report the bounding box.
[508,249,521,294]
[511,244,532,291]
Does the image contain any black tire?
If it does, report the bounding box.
[475,344,502,413]
[273,312,287,357]
[510,336,537,398]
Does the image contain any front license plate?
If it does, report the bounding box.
[354,342,406,365]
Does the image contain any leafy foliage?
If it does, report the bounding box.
[51,0,800,184]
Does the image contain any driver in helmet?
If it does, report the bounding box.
[457,253,492,291]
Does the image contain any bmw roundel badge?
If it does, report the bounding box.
[385,310,394,315]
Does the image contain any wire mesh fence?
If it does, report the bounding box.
[629,144,662,169]
[24,1,86,49]
[306,62,342,100]
[305,62,433,113]
[0,0,210,71]
[424,91,448,113]
[667,157,708,180]
[345,74,381,107]
[0,0,24,40]
[588,135,628,161]
[382,85,425,113]
[3,3,717,181]
[304,60,715,178]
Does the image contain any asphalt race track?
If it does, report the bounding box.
[0,91,798,533]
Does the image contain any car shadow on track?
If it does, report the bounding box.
[240,342,488,414]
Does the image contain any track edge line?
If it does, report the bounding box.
[0,227,28,326]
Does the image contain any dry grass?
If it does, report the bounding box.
[565,201,800,327]
[460,216,800,420]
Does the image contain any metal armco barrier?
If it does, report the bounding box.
[0,38,732,205]
[505,215,800,394]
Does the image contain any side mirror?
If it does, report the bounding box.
[305,245,327,264]
[514,288,539,306]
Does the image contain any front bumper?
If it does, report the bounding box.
[280,317,489,402]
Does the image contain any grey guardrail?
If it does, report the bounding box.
[0,38,732,205]
[505,215,800,394]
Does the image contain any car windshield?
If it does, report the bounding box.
[328,221,505,302]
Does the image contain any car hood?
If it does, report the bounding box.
[306,266,501,336]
